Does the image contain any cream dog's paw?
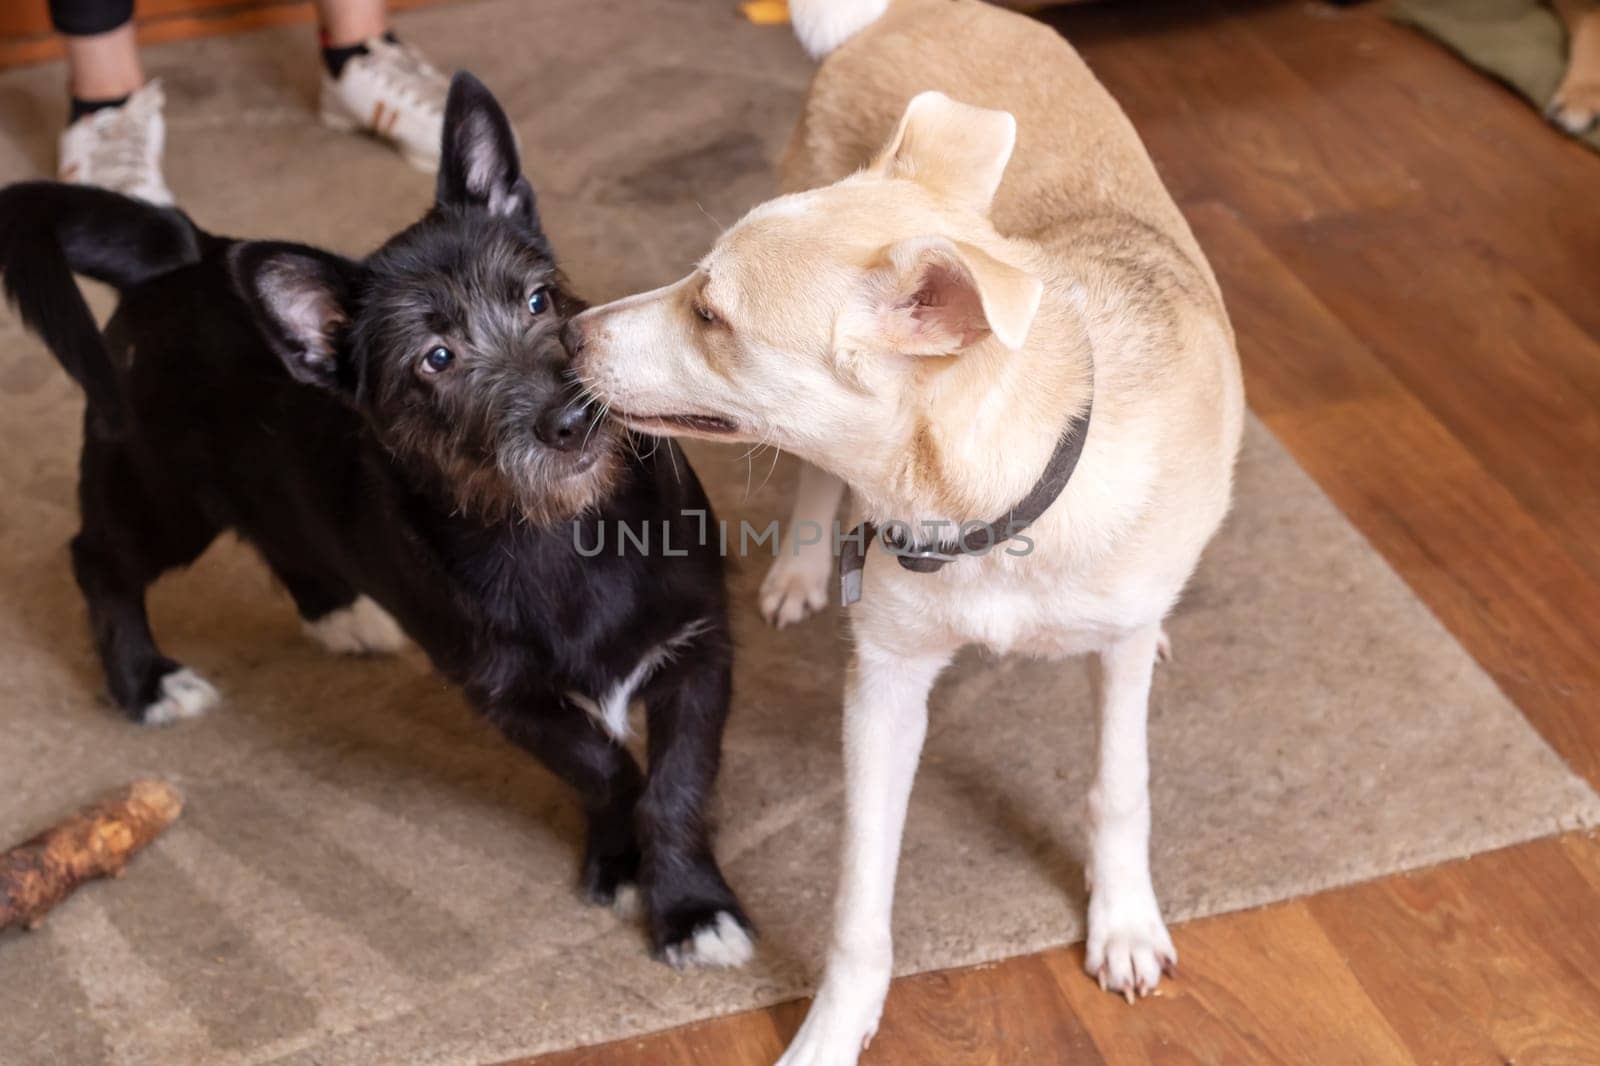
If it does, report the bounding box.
[760,552,831,628]
[776,962,890,1066]
[1084,889,1177,1003]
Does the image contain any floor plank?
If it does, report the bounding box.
[1258,212,1600,587]
[1073,3,1419,226]
[857,954,1104,1066]
[530,1009,787,1066]
[1227,0,1600,340]
[1307,836,1600,1066]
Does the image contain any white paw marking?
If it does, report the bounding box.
[303,596,405,655]
[1549,102,1598,135]
[663,911,754,970]
[141,668,220,725]
[611,883,641,921]
[1548,80,1600,135]
[760,552,831,628]
[1084,890,1177,1003]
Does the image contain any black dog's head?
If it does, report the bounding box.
[231,72,619,525]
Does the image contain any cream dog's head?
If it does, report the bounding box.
[567,92,1044,483]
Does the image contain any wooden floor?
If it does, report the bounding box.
[518,2,1600,1064]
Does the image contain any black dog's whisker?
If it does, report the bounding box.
[664,433,683,486]
[579,397,611,454]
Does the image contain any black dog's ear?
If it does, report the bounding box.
[436,71,537,225]
[230,242,363,392]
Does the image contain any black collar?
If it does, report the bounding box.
[839,394,1093,605]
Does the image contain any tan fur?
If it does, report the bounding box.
[570,3,1247,1051]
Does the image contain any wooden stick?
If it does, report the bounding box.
[0,781,184,933]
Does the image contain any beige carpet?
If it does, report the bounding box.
[1,2,1598,1064]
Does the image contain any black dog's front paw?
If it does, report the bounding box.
[653,900,756,969]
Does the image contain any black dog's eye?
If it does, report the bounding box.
[422,345,454,374]
[527,288,551,316]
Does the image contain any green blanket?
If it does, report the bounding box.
[1391,0,1600,151]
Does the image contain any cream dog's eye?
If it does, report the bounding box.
[694,303,717,324]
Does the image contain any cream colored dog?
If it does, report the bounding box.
[567,0,1244,1061]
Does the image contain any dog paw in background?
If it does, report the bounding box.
[1548,76,1600,133]
[1550,0,1600,134]
[760,549,832,627]
[302,596,406,655]
[759,463,846,628]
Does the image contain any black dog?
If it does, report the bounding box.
[0,72,752,966]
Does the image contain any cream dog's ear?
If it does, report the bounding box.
[872,91,1018,214]
[849,236,1042,356]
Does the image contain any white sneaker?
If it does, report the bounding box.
[319,36,448,173]
[57,80,174,205]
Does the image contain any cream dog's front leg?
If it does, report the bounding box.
[777,641,953,1066]
[1084,622,1176,999]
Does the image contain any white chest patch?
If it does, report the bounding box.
[567,618,712,742]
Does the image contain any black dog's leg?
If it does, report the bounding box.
[486,693,646,906]
[270,560,358,623]
[71,437,220,724]
[255,546,407,657]
[639,644,752,967]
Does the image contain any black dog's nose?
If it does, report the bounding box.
[536,398,598,452]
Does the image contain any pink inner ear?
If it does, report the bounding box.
[907,259,988,350]
[261,264,343,363]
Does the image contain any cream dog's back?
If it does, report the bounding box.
[790,0,1204,264]
[788,0,1243,631]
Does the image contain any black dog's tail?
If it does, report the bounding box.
[0,181,202,431]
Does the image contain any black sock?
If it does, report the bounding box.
[321,30,400,78]
[69,93,130,124]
